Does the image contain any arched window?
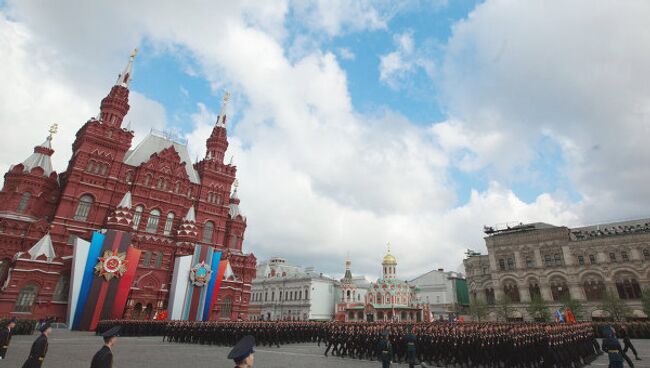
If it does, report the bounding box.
[155,251,163,268]
[503,281,520,302]
[203,221,215,243]
[528,281,541,300]
[583,277,606,301]
[175,181,181,193]
[100,164,108,176]
[305,288,309,300]
[346,290,351,301]
[86,160,95,172]
[16,192,31,213]
[15,283,38,312]
[142,251,152,267]
[643,249,650,261]
[299,291,302,299]
[53,275,70,302]
[125,171,133,183]
[74,194,94,221]
[616,274,641,299]
[144,174,152,187]
[163,212,175,236]
[133,205,144,230]
[485,288,496,305]
[221,297,232,319]
[145,209,161,233]
[550,278,570,301]
[157,177,165,190]
[208,192,213,203]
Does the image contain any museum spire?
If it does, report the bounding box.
[116,48,138,87]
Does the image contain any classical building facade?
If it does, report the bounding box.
[0,51,257,321]
[249,257,337,321]
[464,220,650,321]
[409,268,469,319]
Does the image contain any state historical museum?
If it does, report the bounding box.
[0,50,257,322]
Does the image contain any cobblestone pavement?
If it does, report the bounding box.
[1,329,649,367]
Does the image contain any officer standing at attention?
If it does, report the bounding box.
[0,317,16,360]
[377,329,393,368]
[21,322,51,368]
[90,325,120,368]
[602,325,625,368]
[228,335,256,368]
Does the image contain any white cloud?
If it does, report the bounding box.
[439,0,650,222]
[379,31,436,90]
[337,47,355,61]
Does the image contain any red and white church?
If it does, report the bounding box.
[0,50,257,322]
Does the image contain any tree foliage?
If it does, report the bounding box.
[469,298,488,322]
[641,288,650,319]
[599,291,631,321]
[526,295,550,322]
[494,295,514,321]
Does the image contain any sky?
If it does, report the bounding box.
[1,0,650,281]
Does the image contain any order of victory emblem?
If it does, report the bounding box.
[190,261,212,287]
[95,250,128,281]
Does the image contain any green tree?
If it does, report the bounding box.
[494,295,514,321]
[469,299,488,322]
[561,298,585,321]
[526,295,550,322]
[641,288,650,318]
[599,291,631,321]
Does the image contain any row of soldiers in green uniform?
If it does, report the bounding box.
[98,319,608,367]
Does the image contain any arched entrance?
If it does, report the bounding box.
[133,303,143,320]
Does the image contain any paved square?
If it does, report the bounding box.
[1,329,650,367]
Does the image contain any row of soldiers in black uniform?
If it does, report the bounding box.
[98,319,608,367]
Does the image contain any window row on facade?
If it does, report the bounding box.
[252,288,310,303]
[497,249,650,271]
[13,276,70,313]
[478,275,644,305]
[71,195,219,243]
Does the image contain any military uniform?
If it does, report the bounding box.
[0,318,15,359]
[21,323,50,368]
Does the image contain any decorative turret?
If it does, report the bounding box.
[205,92,230,163]
[106,191,134,230]
[342,256,353,284]
[25,233,56,262]
[0,124,60,219]
[228,180,243,219]
[19,124,57,177]
[98,49,137,127]
[382,243,397,280]
[176,206,198,243]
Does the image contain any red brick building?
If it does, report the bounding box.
[0,51,256,322]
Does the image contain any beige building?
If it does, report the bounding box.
[463,219,650,321]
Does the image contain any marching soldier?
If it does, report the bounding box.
[90,325,120,368]
[404,325,418,368]
[0,317,16,360]
[21,322,51,368]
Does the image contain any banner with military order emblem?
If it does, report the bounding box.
[67,230,141,331]
[168,244,226,321]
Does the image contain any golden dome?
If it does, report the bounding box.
[382,252,397,265]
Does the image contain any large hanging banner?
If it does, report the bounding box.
[168,245,224,321]
[67,230,141,330]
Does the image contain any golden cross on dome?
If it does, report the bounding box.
[48,123,59,139]
[387,241,391,253]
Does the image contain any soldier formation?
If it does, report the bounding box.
[93,319,624,367]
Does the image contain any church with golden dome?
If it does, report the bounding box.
[335,244,430,322]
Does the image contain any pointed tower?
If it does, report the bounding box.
[205,92,230,163]
[382,243,397,280]
[99,48,137,128]
[225,180,246,251]
[176,206,199,246]
[106,191,134,231]
[0,124,60,220]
